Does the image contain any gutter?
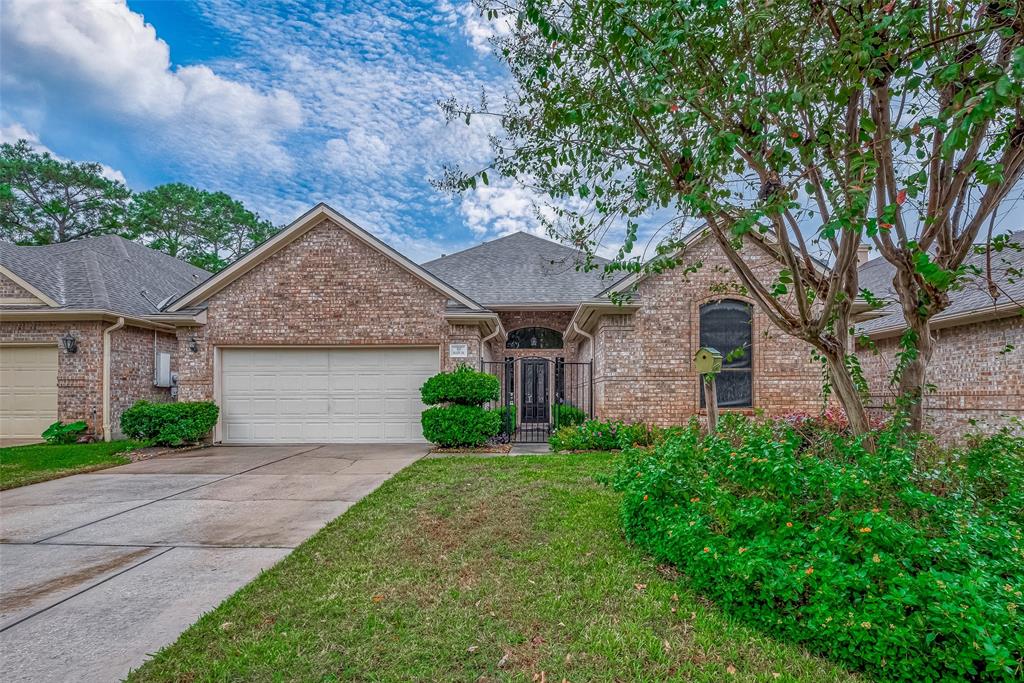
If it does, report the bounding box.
[102,316,125,442]
[572,321,595,362]
[858,302,1024,341]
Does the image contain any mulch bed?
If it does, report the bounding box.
[122,443,210,462]
[428,443,513,454]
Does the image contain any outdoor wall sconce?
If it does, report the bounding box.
[187,335,199,353]
[61,332,78,354]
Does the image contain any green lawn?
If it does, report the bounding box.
[0,440,140,489]
[128,453,860,682]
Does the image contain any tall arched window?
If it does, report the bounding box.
[506,327,563,349]
[699,299,753,408]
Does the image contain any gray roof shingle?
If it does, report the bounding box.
[856,231,1024,335]
[421,231,612,305]
[0,235,211,316]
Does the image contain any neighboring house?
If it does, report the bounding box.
[4,202,1013,445]
[0,236,209,441]
[854,233,1024,439]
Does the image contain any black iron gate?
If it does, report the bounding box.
[481,356,593,443]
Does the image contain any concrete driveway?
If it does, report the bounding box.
[0,443,425,682]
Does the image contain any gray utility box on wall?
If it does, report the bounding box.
[154,352,173,387]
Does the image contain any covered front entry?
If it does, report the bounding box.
[482,356,592,443]
[219,347,439,443]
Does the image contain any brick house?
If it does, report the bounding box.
[2,203,1017,444]
[854,233,1024,440]
[0,236,208,442]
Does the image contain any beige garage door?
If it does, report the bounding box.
[220,347,439,443]
[0,345,58,440]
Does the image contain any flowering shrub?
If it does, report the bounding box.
[611,414,1023,682]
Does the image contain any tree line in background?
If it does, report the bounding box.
[442,0,1023,435]
[0,139,277,272]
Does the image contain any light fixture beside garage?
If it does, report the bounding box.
[61,332,78,354]
[187,334,199,353]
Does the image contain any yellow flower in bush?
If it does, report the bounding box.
[859,527,872,533]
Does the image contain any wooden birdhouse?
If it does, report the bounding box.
[694,347,723,374]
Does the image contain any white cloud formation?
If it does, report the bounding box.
[0,122,127,184]
[444,1,515,56]
[0,0,302,173]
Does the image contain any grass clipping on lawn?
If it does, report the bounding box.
[127,453,858,682]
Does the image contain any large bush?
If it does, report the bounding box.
[420,365,501,447]
[611,415,1023,682]
[420,365,499,405]
[421,405,502,448]
[120,400,219,446]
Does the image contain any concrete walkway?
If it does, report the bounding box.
[0,443,425,682]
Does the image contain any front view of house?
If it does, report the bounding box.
[4,203,1018,444]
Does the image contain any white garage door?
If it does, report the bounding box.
[0,345,58,440]
[220,347,438,443]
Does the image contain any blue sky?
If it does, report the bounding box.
[0,0,529,262]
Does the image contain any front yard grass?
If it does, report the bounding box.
[0,440,140,490]
[128,452,859,682]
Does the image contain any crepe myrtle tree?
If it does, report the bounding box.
[437,0,1024,434]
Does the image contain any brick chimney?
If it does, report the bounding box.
[857,243,871,268]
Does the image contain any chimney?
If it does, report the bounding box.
[857,243,871,268]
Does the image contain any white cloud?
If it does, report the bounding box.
[0,122,127,184]
[0,0,302,173]
[449,1,514,56]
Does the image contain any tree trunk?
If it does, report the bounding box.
[821,346,872,436]
[897,316,934,433]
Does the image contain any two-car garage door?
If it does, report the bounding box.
[220,347,438,443]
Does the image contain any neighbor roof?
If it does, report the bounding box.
[421,231,612,305]
[0,235,210,316]
[856,231,1024,336]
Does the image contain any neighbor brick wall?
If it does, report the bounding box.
[176,218,466,402]
[591,238,823,426]
[0,274,40,301]
[1,321,105,434]
[1,320,178,438]
[857,314,1024,440]
[109,325,176,436]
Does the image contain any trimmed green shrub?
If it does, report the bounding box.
[549,419,622,451]
[421,404,501,447]
[553,402,586,428]
[120,400,219,446]
[41,420,88,445]
[610,414,1023,682]
[420,365,499,405]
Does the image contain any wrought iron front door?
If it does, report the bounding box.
[521,359,549,423]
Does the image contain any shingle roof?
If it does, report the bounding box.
[0,235,211,315]
[421,231,613,305]
[856,231,1024,335]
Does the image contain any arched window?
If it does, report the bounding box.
[699,299,753,408]
[506,327,563,349]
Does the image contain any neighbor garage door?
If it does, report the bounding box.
[220,347,439,443]
[0,345,58,440]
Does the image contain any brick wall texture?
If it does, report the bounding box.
[0,274,40,301]
[0,320,173,437]
[590,237,824,425]
[175,218,476,402]
[857,314,1024,439]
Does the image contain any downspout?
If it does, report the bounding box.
[572,320,596,419]
[102,316,125,442]
[480,326,500,366]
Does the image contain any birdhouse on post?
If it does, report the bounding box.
[694,347,722,432]
[694,347,723,375]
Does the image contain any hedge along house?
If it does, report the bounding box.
[0,236,209,443]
